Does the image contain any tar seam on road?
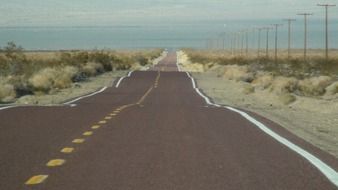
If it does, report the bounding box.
[115,71,134,88]
[185,71,338,187]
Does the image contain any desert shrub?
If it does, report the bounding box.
[0,56,9,75]
[0,79,16,102]
[134,55,149,66]
[0,43,164,100]
[53,66,79,89]
[89,52,112,71]
[29,66,79,92]
[222,65,254,82]
[73,51,89,63]
[82,62,104,77]
[325,81,338,95]
[28,68,58,92]
[0,42,29,75]
[183,49,338,79]
[297,76,332,96]
[252,73,274,90]
[270,76,298,95]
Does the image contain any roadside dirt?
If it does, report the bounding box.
[178,51,338,158]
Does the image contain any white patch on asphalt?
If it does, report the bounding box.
[185,71,338,187]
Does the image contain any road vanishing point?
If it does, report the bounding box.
[1,52,338,190]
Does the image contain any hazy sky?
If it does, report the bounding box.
[1,0,337,26]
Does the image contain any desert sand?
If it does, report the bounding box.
[177,50,338,158]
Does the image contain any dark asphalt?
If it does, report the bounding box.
[0,52,337,190]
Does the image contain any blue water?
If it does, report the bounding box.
[0,19,337,50]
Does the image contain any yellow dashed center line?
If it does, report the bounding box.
[25,77,162,185]
[91,125,101,129]
[61,147,74,154]
[137,86,154,105]
[25,175,48,185]
[83,131,93,136]
[72,139,85,144]
[46,159,66,167]
[98,120,107,124]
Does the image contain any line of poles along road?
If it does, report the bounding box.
[206,3,336,63]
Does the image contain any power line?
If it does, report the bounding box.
[257,28,264,58]
[317,4,336,61]
[283,19,296,59]
[271,24,283,63]
[297,13,313,62]
[264,27,272,58]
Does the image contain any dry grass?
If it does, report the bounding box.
[0,80,16,103]
[82,62,104,77]
[184,49,338,98]
[184,49,338,79]
[297,76,332,96]
[325,82,338,95]
[0,42,163,102]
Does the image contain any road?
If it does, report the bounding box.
[0,52,338,189]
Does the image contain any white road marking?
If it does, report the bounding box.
[115,71,134,88]
[185,71,338,187]
[63,86,108,105]
[0,105,16,111]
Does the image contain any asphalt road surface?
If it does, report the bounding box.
[1,52,338,190]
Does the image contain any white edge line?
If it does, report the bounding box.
[63,86,108,105]
[185,71,338,187]
[1,72,133,110]
[115,71,133,88]
[1,87,108,110]
[0,105,17,111]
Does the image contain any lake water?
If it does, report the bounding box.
[0,19,337,50]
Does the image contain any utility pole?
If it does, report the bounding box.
[272,24,283,63]
[238,32,242,56]
[240,31,244,56]
[245,30,249,57]
[283,19,296,59]
[206,39,210,50]
[220,33,225,50]
[297,13,313,62]
[317,4,336,61]
[265,27,272,58]
[257,28,263,57]
[230,34,234,56]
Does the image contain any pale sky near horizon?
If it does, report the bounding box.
[1,0,338,26]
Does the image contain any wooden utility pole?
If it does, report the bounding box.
[297,13,313,62]
[317,4,336,61]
